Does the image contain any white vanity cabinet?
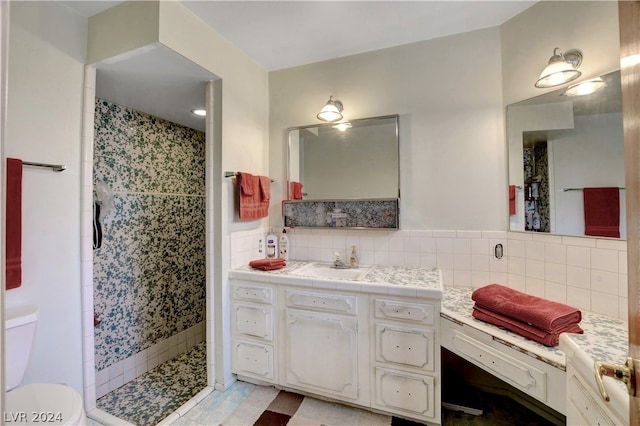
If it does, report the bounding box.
[371,297,441,424]
[231,281,277,383]
[230,265,443,425]
[282,289,367,403]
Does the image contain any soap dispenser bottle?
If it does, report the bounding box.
[349,245,359,268]
[279,228,289,260]
[266,228,278,259]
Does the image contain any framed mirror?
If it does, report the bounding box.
[287,115,399,200]
[507,70,625,239]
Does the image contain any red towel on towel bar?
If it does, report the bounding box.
[290,181,303,200]
[237,172,269,220]
[471,283,581,333]
[509,185,516,216]
[249,258,286,271]
[583,187,620,238]
[472,305,583,346]
[6,158,23,289]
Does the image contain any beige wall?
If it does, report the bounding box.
[5,1,87,393]
[501,1,620,106]
[270,27,507,231]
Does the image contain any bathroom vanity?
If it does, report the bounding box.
[230,261,443,424]
[230,261,630,425]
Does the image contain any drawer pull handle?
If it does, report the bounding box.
[594,356,636,402]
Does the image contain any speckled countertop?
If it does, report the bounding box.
[230,261,444,299]
[442,285,629,371]
[232,261,628,371]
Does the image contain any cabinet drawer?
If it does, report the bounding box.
[286,290,357,314]
[375,323,434,371]
[450,330,547,402]
[374,299,434,325]
[233,303,273,341]
[374,367,435,420]
[567,375,617,425]
[233,283,273,304]
[232,340,275,381]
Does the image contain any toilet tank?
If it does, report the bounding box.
[5,304,39,390]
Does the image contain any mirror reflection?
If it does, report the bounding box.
[287,115,399,200]
[507,70,625,239]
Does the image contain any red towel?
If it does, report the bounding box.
[509,185,516,215]
[259,176,271,202]
[290,181,303,200]
[472,305,583,346]
[471,283,581,333]
[583,187,620,238]
[237,172,269,220]
[6,158,22,290]
[249,258,286,271]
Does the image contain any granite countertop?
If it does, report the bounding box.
[231,261,629,371]
[230,261,444,299]
[442,285,629,371]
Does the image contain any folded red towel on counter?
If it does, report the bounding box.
[472,305,583,347]
[249,258,286,271]
[471,283,581,333]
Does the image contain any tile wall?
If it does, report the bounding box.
[93,98,207,397]
[230,228,628,321]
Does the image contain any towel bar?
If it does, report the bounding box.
[23,161,66,172]
[225,171,273,182]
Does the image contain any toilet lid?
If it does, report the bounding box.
[6,383,84,424]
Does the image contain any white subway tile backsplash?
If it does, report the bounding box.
[256,229,628,321]
[544,243,566,264]
[567,246,591,268]
[591,248,619,273]
[508,239,526,258]
[525,241,545,261]
[545,262,566,284]
[591,270,619,295]
[567,266,591,289]
[591,291,619,318]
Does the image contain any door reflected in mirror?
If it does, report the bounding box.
[287,115,399,200]
[507,70,625,239]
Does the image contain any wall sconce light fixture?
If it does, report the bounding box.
[535,47,583,88]
[561,76,608,97]
[317,96,344,122]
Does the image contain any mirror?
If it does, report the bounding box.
[287,115,399,200]
[507,70,625,239]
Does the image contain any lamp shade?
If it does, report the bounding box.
[562,77,607,97]
[535,48,583,88]
[317,96,344,122]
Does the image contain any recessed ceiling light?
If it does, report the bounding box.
[191,109,206,117]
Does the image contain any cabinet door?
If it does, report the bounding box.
[233,303,273,341]
[375,323,434,371]
[374,367,435,420]
[232,340,275,381]
[284,308,358,399]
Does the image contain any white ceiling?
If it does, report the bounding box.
[61,0,538,131]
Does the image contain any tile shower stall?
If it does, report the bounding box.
[92,99,207,397]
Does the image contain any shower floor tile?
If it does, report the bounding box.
[96,341,207,426]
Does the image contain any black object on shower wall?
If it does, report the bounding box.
[93,201,102,249]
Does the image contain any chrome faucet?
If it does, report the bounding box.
[332,252,350,269]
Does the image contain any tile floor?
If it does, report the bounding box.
[93,342,556,425]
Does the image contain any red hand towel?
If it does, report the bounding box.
[472,305,583,347]
[237,172,269,220]
[509,185,516,216]
[259,176,271,201]
[583,187,620,238]
[249,258,286,271]
[290,181,303,200]
[6,158,22,290]
[471,283,581,333]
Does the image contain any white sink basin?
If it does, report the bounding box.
[292,262,372,281]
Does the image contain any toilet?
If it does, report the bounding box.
[5,304,87,425]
